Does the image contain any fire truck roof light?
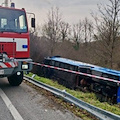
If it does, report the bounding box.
[11,3,15,8]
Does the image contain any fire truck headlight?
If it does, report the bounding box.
[22,64,29,70]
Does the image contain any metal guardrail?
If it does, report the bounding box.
[24,75,120,120]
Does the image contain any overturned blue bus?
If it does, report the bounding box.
[42,56,120,103]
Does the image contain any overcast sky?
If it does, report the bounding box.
[1,0,109,25]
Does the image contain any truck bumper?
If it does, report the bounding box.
[16,58,33,72]
[0,58,33,77]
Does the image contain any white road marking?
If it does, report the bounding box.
[0,88,24,120]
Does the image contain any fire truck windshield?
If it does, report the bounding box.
[0,8,28,33]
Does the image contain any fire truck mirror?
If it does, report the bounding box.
[31,18,35,28]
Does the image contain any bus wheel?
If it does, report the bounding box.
[8,72,23,86]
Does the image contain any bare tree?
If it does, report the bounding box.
[60,21,70,41]
[93,0,120,68]
[82,17,94,46]
[42,7,62,56]
[72,18,94,50]
[72,21,83,50]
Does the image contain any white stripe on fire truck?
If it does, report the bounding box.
[9,62,15,67]
[8,62,18,67]
[0,37,28,52]
[0,63,8,68]
[0,62,18,68]
[14,61,18,66]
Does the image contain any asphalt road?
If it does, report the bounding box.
[0,78,82,120]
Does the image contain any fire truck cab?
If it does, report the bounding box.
[0,3,35,86]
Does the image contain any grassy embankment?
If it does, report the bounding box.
[25,73,120,117]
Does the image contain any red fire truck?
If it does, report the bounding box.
[0,2,35,86]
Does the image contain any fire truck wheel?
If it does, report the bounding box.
[8,72,23,86]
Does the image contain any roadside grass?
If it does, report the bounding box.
[25,72,120,116]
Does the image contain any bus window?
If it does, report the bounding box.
[74,66,78,71]
[50,60,55,66]
[64,64,69,69]
[69,65,74,71]
[44,59,50,65]
[54,62,59,67]
[60,63,64,68]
